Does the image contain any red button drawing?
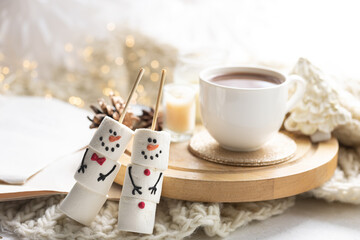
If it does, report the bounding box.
[144,169,151,176]
[138,201,145,209]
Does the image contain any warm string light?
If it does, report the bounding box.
[102,87,113,96]
[22,60,31,69]
[125,35,135,48]
[115,57,124,65]
[83,47,93,62]
[136,84,144,93]
[68,96,84,107]
[144,66,150,76]
[151,60,159,69]
[106,22,116,32]
[45,90,53,99]
[22,60,38,70]
[0,28,171,109]
[2,67,10,75]
[100,65,110,74]
[0,53,40,94]
[64,43,74,52]
[150,72,159,82]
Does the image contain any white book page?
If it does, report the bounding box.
[0,96,95,184]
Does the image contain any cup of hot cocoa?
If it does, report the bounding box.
[199,66,306,151]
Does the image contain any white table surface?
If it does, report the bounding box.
[1,197,360,239]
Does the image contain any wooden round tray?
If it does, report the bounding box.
[114,130,338,203]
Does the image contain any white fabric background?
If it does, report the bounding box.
[1,0,360,79]
[1,0,360,78]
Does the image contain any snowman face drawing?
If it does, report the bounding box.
[140,137,164,161]
[98,128,122,153]
[89,116,134,161]
[131,129,170,170]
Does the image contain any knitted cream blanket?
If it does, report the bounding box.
[1,59,360,239]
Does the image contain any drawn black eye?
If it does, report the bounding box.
[148,138,152,143]
[114,131,117,136]
[111,148,115,152]
[153,139,157,144]
[109,129,113,133]
[105,147,109,151]
[116,144,120,148]
[99,136,103,141]
[141,151,145,155]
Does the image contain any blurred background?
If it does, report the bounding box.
[0,0,359,108]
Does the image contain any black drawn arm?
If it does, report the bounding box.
[97,165,116,182]
[148,172,163,195]
[128,166,142,195]
[77,148,89,173]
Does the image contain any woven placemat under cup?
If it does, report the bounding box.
[189,130,297,166]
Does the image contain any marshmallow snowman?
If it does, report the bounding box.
[117,129,170,234]
[60,116,133,225]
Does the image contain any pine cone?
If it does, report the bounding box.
[135,107,163,131]
[88,93,139,129]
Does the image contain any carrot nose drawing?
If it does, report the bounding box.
[147,144,159,151]
[109,135,121,142]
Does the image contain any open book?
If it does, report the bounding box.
[0,96,121,201]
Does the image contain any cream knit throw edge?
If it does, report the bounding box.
[0,195,295,239]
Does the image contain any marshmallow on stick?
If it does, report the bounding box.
[118,69,170,235]
[59,68,145,226]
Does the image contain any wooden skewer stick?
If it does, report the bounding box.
[151,69,166,131]
[119,68,145,123]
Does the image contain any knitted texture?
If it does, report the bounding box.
[297,58,360,203]
[284,58,352,135]
[0,195,295,239]
[308,146,360,204]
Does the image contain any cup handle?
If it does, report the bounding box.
[286,75,306,112]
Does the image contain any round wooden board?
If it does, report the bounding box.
[114,131,338,203]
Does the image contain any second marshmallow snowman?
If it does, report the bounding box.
[118,129,170,234]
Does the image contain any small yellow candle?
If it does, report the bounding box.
[163,84,196,141]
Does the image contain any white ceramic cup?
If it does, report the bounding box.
[199,66,306,151]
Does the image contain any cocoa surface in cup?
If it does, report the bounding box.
[209,73,282,89]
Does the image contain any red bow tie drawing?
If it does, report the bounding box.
[91,153,106,165]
